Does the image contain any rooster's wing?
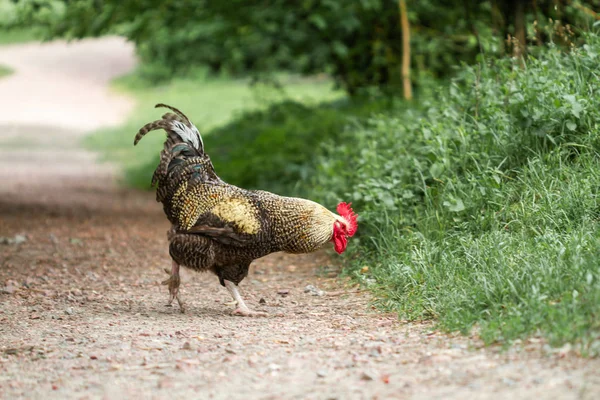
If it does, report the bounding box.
[176,187,264,247]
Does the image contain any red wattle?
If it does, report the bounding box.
[333,232,348,254]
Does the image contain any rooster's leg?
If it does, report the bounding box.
[162,260,185,313]
[224,280,267,317]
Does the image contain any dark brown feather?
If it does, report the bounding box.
[133,120,173,145]
[155,103,193,127]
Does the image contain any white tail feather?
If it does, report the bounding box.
[170,120,203,151]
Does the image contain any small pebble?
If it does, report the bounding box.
[304,285,325,296]
[0,234,27,245]
[268,363,281,371]
[1,285,16,294]
[361,371,375,381]
[317,370,327,378]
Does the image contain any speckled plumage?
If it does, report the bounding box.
[134,104,339,286]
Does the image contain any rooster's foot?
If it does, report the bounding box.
[224,280,266,317]
[231,307,268,317]
[162,262,185,313]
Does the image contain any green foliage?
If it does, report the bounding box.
[0,0,43,44]
[299,34,600,353]
[11,0,600,93]
[206,98,388,194]
[312,33,600,232]
[206,34,600,353]
[0,28,42,44]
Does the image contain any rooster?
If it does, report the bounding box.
[134,104,357,317]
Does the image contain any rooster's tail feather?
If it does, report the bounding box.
[133,104,204,154]
[134,105,218,206]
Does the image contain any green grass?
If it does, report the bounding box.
[300,36,600,355]
[0,28,41,45]
[0,64,13,79]
[357,154,600,353]
[86,72,344,187]
[0,0,41,45]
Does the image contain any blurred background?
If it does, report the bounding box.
[1,0,600,353]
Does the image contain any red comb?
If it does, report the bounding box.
[336,202,358,237]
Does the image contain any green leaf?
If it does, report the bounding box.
[429,162,444,178]
[443,198,465,212]
[308,14,327,30]
[332,41,348,57]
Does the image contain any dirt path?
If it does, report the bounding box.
[0,36,135,193]
[1,38,599,400]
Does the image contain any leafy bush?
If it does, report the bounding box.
[300,34,600,353]
[205,98,389,194]
[209,33,600,353]
[312,34,600,232]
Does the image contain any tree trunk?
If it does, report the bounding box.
[513,0,526,59]
[399,0,412,100]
